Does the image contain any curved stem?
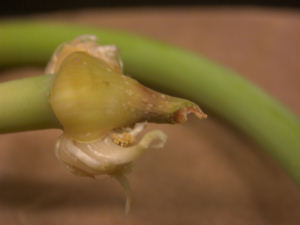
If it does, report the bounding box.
[0,21,300,185]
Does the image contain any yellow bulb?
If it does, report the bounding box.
[50,52,143,141]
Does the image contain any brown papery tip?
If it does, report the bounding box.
[173,106,207,123]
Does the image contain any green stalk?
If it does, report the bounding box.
[0,21,300,185]
[0,75,60,132]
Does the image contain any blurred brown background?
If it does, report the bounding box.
[0,6,300,225]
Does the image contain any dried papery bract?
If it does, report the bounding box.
[46,35,123,74]
[48,35,207,212]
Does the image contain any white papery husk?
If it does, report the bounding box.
[55,123,167,213]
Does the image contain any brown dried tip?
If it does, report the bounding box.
[173,106,207,123]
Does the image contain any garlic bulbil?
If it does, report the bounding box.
[47,35,207,213]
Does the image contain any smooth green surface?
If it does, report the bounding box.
[0,75,60,132]
[0,21,299,185]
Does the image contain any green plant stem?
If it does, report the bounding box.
[0,75,60,132]
[0,21,300,185]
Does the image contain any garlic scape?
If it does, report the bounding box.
[48,35,207,213]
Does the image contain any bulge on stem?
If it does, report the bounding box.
[47,35,207,213]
